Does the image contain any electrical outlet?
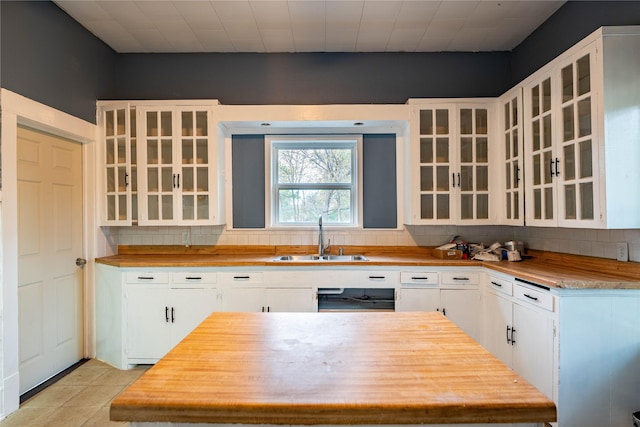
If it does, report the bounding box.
[616,242,629,262]
[182,231,190,247]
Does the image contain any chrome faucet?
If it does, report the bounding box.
[318,215,330,256]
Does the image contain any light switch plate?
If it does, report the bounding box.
[616,242,629,262]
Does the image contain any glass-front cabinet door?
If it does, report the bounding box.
[499,89,524,225]
[457,106,490,222]
[523,42,599,228]
[179,110,210,222]
[101,104,137,225]
[557,51,597,226]
[417,107,453,222]
[138,106,217,225]
[409,100,494,224]
[524,73,556,226]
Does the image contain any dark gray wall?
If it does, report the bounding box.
[511,1,640,85]
[362,134,396,228]
[0,1,116,123]
[232,135,266,229]
[114,52,512,104]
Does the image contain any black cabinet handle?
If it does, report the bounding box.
[443,307,446,316]
[555,158,560,176]
[550,159,555,176]
[453,277,469,281]
[515,166,520,184]
[457,172,461,187]
[185,276,202,280]
[506,325,511,344]
[171,307,175,323]
[233,276,251,280]
[368,276,386,280]
[524,293,539,301]
[173,174,177,188]
[511,327,516,345]
[491,281,502,287]
[137,276,155,280]
[452,173,456,188]
[125,172,129,188]
[176,173,180,188]
[411,277,430,281]
[165,306,169,323]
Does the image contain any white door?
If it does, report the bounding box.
[17,127,84,394]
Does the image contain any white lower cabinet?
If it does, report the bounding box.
[126,286,217,362]
[95,265,219,369]
[219,271,316,312]
[222,287,315,312]
[484,274,556,400]
[397,270,483,343]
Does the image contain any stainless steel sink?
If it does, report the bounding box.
[273,254,368,262]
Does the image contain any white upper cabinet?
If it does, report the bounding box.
[497,88,524,225]
[99,103,138,225]
[522,27,640,228]
[407,100,496,225]
[99,100,224,227]
[137,104,223,226]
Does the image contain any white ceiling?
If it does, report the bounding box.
[53,0,566,53]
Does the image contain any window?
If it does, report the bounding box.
[268,135,361,227]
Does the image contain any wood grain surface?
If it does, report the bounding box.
[110,312,556,424]
[96,245,640,289]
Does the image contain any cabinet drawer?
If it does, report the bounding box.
[487,276,513,296]
[514,284,554,312]
[172,272,217,284]
[441,271,480,285]
[126,272,170,284]
[219,272,263,284]
[400,271,438,286]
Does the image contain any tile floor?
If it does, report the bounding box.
[0,359,149,427]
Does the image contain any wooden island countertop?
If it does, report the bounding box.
[110,312,556,426]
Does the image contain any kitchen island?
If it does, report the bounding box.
[110,311,556,427]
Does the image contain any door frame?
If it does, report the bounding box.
[0,89,98,417]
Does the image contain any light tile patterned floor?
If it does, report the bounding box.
[0,359,148,427]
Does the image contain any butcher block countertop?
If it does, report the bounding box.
[110,311,557,425]
[96,245,640,289]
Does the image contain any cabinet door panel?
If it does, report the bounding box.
[397,288,439,312]
[171,288,217,344]
[512,303,554,399]
[222,288,265,312]
[126,288,172,359]
[483,292,513,367]
[102,105,137,225]
[265,288,315,312]
[441,289,482,343]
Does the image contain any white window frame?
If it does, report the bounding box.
[266,135,363,228]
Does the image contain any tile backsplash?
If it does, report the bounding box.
[102,225,640,262]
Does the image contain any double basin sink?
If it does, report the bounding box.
[273,254,369,262]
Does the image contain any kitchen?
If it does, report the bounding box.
[1,1,640,426]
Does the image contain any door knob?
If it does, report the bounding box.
[75,258,87,267]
